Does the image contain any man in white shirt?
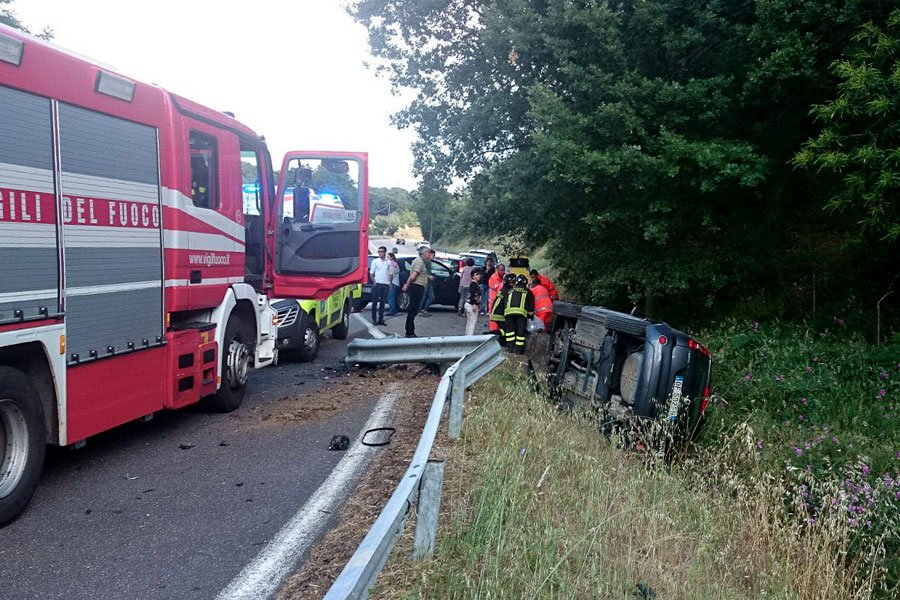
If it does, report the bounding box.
[369,246,395,325]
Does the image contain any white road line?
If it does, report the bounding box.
[352,313,387,339]
[215,385,400,600]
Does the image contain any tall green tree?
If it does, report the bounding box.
[351,0,896,328]
[795,9,900,245]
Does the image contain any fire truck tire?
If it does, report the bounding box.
[295,319,320,363]
[331,301,350,340]
[0,366,47,527]
[209,315,252,412]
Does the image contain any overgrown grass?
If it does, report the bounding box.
[374,366,888,599]
[695,321,900,595]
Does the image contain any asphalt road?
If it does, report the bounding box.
[0,315,396,600]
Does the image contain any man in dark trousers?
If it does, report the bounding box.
[504,274,535,354]
[489,272,516,346]
[402,246,433,337]
[368,246,393,325]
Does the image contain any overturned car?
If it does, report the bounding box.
[546,302,712,447]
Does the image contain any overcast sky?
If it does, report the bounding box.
[13,0,418,190]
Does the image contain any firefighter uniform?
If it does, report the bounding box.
[504,276,534,354]
[487,270,506,334]
[490,274,516,345]
[531,283,553,329]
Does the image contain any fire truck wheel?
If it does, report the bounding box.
[209,316,251,412]
[295,319,320,363]
[331,301,350,340]
[0,366,47,527]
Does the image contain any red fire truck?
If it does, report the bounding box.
[0,25,369,524]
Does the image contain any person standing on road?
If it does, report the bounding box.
[464,269,483,335]
[487,263,506,334]
[489,272,515,345]
[458,258,475,314]
[419,247,436,315]
[369,246,394,325]
[386,250,401,316]
[481,257,495,315]
[504,274,535,354]
[402,246,433,337]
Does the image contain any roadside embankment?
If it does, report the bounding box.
[371,365,888,599]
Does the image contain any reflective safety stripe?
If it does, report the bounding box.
[504,287,529,317]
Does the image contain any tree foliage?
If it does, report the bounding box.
[795,8,900,244]
[351,0,897,332]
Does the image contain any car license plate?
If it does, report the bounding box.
[667,375,684,421]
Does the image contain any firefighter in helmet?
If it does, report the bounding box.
[503,274,534,354]
[489,272,516,346]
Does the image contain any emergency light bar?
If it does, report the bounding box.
[0,31,24,66]
[95,70,135,102]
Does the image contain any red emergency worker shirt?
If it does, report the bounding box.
[537,274,559,301]
[531,284,553,328]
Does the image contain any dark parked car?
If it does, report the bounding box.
[546,302,711,448]
[358,255,461,312]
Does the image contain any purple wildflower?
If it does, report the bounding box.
[878,389,887,399]
[802,397,809,406]
[862,465,871,475]
[806,366,814,373]
[795,447,804,456]
[755,440,764,450]
[743,373,752,382]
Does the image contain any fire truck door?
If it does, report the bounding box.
[269,152,368,300]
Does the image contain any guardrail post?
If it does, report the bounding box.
[412,459,445,560]
[448,370,466,439]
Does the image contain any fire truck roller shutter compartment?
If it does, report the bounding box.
[58,103,163,363]
[0,85,60,325]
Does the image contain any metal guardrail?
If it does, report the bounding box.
[345,334,495,366]
[324,336,503,600]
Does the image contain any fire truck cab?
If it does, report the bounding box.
[0,25,369,524]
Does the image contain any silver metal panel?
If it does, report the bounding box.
[58,103,159,185]
[0,85,54,169]
[56,104,162,361]
[0,248,59,293]
[65,288,162,362]
[65,247,162,288]
[0,86,59,323]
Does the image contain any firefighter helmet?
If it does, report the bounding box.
[515,274,528,287]
[503,273,516,285]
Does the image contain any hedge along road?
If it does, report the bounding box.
[0,308,462,600]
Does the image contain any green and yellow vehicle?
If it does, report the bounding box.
[272,284,362,361]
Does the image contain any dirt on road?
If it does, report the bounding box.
[276,363,439,600]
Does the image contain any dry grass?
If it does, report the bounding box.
[370,369,880,600]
